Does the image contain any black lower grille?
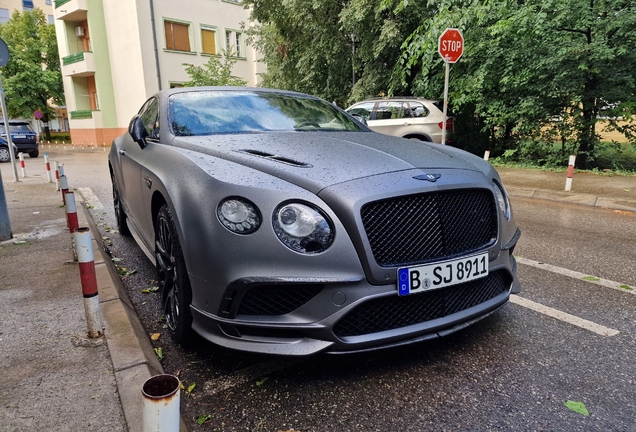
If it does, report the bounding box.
[361,189,498,267]
[237,284,323,316]
[333,271,509,338]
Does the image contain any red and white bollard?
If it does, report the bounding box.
[54,161,60,191]
[565,155,576,192]
[60,174,69,205]
[44,153,52,183]
[74,227,103,338]
[65,191,79,234]
[19,153,26,177]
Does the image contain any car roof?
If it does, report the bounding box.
[158,86,323,100]
[0,120,32,125]
[352,97,439,103]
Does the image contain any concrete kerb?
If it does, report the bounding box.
[506,186,636,213]
[75,199,190,432]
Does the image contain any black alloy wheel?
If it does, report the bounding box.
[29,149,39,158]
[111,177,131,236]
[155,204,193,344]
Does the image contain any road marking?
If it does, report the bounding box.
[516,256,635,295]
[77,187,105,210]
[510,295,620,336]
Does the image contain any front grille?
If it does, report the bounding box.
[333,270,509,338]
[361,189,498,267]
[236,284,323,316]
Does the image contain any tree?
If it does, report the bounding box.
[182,51,248,87]
[392,0,636,167]
[0,9,64,141]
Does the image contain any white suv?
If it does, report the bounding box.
[346,98,454,144]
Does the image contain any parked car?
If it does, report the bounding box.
[346,97,454,144]
[0,121,39,157]
[109,87,520,355]
[0,138,18,163]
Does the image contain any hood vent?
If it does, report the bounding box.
[237,149,313,168]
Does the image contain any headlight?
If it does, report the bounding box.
[217,197,261,234]
[273,202,334,254]
[493,180,511,221]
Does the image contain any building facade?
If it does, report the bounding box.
[53,0,263,145]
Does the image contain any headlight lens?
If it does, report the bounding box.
[493,180,511,221]
[217,197,261,234]
[273,202,334,254]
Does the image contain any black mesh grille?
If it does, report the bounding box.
[237,284,323,316]
[333,271,509,338]
[361,189,498,267]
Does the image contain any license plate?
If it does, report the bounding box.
[13,135,26,139]
[397,252,489,296]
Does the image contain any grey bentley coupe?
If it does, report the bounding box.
[108,87,521,355]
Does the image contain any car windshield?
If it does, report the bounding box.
[168,91,364,136]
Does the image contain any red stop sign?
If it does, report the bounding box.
[438,28,464,63]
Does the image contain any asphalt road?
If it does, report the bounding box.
[45,150,636,431]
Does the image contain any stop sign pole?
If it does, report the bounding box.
[438,28,464,145]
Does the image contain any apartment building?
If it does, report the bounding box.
[53,0,263,145]
[0,0,54,23]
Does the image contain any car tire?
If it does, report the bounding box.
[29,149,39,158]
[111,177,131,237]
[0,147,9,163]
[155,203,193,344]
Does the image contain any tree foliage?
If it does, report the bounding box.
[182,51,248,87]
[246,0,636,168]
[0,9,63,138]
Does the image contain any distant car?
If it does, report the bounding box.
[109,87,520,355]
[0,137,18,163]
[0,121,39,158]
[346,97,454,144]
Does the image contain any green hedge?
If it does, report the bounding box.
[39,132,71,143]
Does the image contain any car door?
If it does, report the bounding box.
[119,97,160,240]
[368,101,413,137]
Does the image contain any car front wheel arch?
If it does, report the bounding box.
[403,134,432,142]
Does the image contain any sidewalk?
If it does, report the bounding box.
[496,167,636,212]
[1,160,634,431]
[0,172,173,432]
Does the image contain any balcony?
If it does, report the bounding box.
[69,110,103,129]
[54,0,88,21]
[61,51,95,77]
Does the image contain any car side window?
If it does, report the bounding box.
[409,102,430,118]
[138,98,160,140]
[347,102,375,120]
[375,101,408,120]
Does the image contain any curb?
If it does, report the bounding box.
[76,202,190,432]
[506,186,636,213]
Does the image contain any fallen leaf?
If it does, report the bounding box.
[256,377,269,386]
[582,276,600,282]
[565,400,589,416]
[154,347,164,360]
[111,257,123,262]
[196,414,212,425]
[13,241,26,245]
[186,382,196,395]
[141,286,159,293]
[150,333,160,341]
[619,284,633,291]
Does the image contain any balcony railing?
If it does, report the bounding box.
[70,110,94,120]
[55,0,71,8]
[62,51,90,66]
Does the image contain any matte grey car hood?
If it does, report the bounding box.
[171,131,488,193]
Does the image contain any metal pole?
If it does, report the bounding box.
[441,59,450,145]
[0,74,19,181]
[142,374,181,432]
[74,227,103,338]
[0,170,12,240]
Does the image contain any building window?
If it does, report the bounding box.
[164,20,191,52]
[0,9,9,24]
[48,15,54,24]
[169,82,185,88]
[201,27,217,55]
[22,0,34,10]
[46,0,52,4]
[225,30,243,57]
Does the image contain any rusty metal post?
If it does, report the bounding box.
[142,374,181,432]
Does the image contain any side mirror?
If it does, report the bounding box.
[129,115,148,149]
[350,114,368,126]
